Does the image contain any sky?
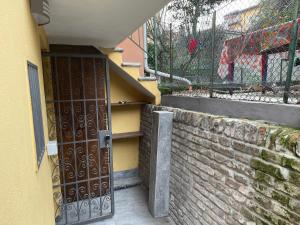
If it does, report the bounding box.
[215,0,261,23]
[164,0,262,30]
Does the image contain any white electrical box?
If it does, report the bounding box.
[47,140,58,156]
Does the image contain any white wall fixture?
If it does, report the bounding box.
[30,0,50,25]
[47,140,58,156]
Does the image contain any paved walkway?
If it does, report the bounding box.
[89,186,174,225]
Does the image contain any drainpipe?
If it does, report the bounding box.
[143,24,192,90]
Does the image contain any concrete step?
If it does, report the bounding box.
[121,62,141,68]
[113,47,124,53]
[114,176,142,190]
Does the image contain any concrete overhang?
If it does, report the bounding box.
[45,0,170,48]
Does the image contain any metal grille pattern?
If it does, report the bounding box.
[44,54,114,225]
[150,0,300,104]
[27,61,45,167]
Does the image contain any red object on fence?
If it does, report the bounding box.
[188,38,198,55]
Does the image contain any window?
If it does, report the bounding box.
[27,62,45,167]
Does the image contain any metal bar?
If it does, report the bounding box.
[48,54,114,224]
[261,53,268,85]
[128,36,154,59]
[80,58,93,220]
[280,60,283,85]
[54,56,68,224]
[93,58,103,216]
[68,57,81,222]
[53,176,110,188]
[228,63,235,82]
[210,11,217,98]
[153,17,158,77]
[73,214,114,225]
[105,58,115,217]
[138,26,141,47]
[57,139,101,146]
[169,23,173,93]
[49,54,114,224]
[42,52,105,59]
[46,98,106,103]
[283,0,299,103]
[280,59,289,85]
[240,68,244,84]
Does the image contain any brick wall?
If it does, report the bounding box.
[139,105,153,188]
[139,104,300,225]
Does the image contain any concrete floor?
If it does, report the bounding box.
[89,186,174,225]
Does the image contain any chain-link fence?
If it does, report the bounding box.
[147,0,300,104]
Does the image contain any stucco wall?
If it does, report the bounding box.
[140,104,300,225]
[0,1,55,225]
[110,69,149,172]
[117,26,145,76]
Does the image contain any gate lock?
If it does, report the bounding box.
[98,130,111,148]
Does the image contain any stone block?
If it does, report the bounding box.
[149,111,173,218]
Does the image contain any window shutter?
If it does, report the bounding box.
[27,62,45,167]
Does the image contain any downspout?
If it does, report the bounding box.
[143,24,192,89]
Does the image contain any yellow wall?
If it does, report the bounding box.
[110,69,148,103]
[110,70,148,172]
[112,106,141,172]
[113,138,140,171]
[0,1,54,225]
[112,106,141,133]
[229,6,260,32]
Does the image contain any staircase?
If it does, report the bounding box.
[103,47,161,104]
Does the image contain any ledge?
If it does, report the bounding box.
[113,47,124,53]
[111,101,148,107]
[161,95,300,128]
[121,62,141,67]
[112,131,143,140]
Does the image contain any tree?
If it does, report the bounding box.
[146,8,171,73]
[168,0,225,38]
[147,0,227,78]
[249,0,300,31]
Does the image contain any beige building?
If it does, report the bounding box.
[224,4,260,32]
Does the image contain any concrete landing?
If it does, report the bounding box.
[89,186,174,225]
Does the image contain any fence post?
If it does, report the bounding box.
[210,11,217,98]
[283,0,299,103]
[153,17,158,78]
[169,23,173,93]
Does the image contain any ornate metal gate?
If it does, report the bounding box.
[43,50,114,225]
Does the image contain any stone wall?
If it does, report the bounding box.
[139,104,300,225]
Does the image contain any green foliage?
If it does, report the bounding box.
[250,0,300,31]
[158,85,172,95]
[147,42,155,70]
[147,0,228,85]
[168,0,225,31]
[158,85,188,95]
[250,158,287,181]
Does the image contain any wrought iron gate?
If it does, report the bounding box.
[43,51,114,225]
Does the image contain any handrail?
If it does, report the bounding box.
[143,24,192,87]
[127,24,192,88]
